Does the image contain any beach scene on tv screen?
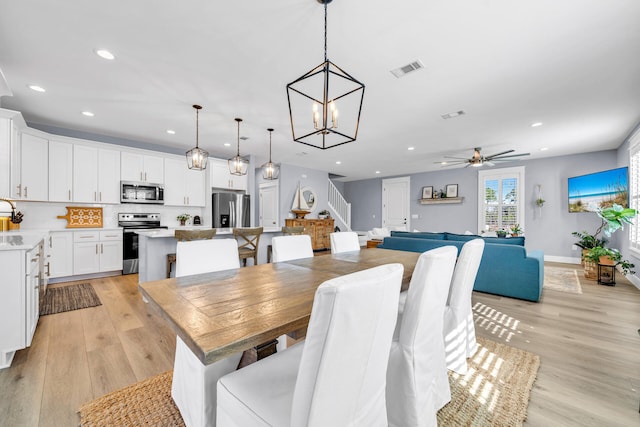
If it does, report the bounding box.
[568,167,629,212]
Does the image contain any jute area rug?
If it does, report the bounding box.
[78,337,540,426]
[39,283,102,316]
[543,265,583,294]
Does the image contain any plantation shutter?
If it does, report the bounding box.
[629,130,640,254]
[478,166,525,234]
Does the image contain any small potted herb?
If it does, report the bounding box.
[177,214,191,226]
[318,209,330,219]
[510,224,522,236]
[496,228,507,238]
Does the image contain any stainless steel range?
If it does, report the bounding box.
[118,213,167,274]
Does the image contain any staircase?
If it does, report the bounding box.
[328,179,351,231]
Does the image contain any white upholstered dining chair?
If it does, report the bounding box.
[329,231,361,253]
[386,246,457,427]
[443,238,484,374]
[216,263,404,427]
[173,238,241,427]
[271,234,314,262]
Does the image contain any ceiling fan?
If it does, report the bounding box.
[436,147,530,167]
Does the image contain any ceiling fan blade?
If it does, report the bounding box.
[442,162,466,167]
[443,155,470,160]
[484,149,514,160]
[490,152,531,159]
[484,161,495,167]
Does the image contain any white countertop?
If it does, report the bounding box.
[136,227,280,238]
[0,230,48,251]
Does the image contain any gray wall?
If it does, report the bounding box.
[344,150,622,261]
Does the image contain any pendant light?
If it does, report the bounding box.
[286,0,365,150]
[228,118,249,175]
[261,128,280,180]
[186,104,209,170]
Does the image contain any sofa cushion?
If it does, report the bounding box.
[445,232,525,246]
[390,231,446,240]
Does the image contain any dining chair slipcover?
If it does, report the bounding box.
[216,263,404,427]
[175,239,240,278]
[386,246,457,427]
[443,239,484,374]
[173,238,241,427]
[329,231,361,253]
[271,234,314,262]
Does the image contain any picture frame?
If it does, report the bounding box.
[422,186,433,199]
[446,184,458,198]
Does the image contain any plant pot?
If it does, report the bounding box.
[180,220,186,226]
[511,233,518,237]
[496,232,507,238]
[584,260,598,280]
[581,249,589,266]
[599,255,615,266]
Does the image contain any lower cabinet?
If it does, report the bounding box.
[0,238,44,368]
[48,231,74,279]
[284,218,335,250]
[73,230,122,275]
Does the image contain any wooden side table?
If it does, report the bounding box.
[366,239,383,249]
[597,263,616,286]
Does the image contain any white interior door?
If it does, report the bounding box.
[259,182,279,230]
[382,177,410,231]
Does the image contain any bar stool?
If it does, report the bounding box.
[233,227,263,266]
[267,226,305,263]
[166,229,217,278]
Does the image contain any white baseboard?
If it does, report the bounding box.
[544,255,581,264]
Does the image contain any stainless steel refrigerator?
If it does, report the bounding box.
[212,192,251,228]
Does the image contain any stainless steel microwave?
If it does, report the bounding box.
[120,181,164,204]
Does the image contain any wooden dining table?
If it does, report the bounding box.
[138,248,420,365]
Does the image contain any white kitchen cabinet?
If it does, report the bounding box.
[0,116,14,198]
[12,132,48,201]
[121,152,164,184]
[49,140,73,202]
[210,158,247,191]
[73,230,122,275]
[164,157,206,207]
[0,237,44,368]
[47,231,74,279]
[74,145,121,203]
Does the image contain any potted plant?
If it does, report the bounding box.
[584,246,635,276]
[535,198,545,207]
[318,209,330,219]
[510,224,522,236]
[496,228,507,238]
[572,230,608,266]
[177,213,191,226]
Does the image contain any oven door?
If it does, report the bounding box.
[122,230,139,274]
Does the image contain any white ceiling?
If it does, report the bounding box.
[1,0,639,181]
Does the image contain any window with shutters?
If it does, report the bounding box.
[628,130,640,255]
[478,166,525,234]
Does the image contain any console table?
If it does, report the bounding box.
[285,218,334,251]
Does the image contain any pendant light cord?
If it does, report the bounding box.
[324,1,328,62]
[236,120,240,156]
[195,108,199,148]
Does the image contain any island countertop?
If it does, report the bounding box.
[135,227,280,238]
[0,230,48,251]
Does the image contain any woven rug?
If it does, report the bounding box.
[39,283,102,316]
[78,337,539,426]
[543,265,583,294]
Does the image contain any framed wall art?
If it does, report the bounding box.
[446,184,458,198]
[422,186,433,199]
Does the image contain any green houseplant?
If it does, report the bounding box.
[510,224,522,236]
[496,228,507,238]
[318,209,330,219]
[584,246,635,276]
[177,213,191,226]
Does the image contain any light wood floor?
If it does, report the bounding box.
[0,263,639,426]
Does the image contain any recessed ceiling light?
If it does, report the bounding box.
[531,122,543,127]
[166,130,175,135]
[441,110,466,120]
[540,147,549,151]
[82,111,94,117]
[224,143,231,147]
[95,49,115,60]
[336,161,342,165]
[28,85,45,92]
[375,171,381,174]
[408,147,415,151]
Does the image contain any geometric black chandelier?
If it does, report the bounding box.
[286,0,365,150]
[186,104,209,170]
[261,128,280,180]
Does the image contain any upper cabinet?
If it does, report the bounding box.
[121,152,164,184]
[12,132,48,201]
[164,157,206,207]
[74,145,120,204]
[49,140,73,202]
[210,158,247,191]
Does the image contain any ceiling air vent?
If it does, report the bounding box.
[390,60,424,78]
[441,110,466,120]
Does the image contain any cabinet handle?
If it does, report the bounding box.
[96,244,98,254]
[49,236,52,248]
[99,192,102,201]
[46,262,50,276]
[68,189,71,200]
[31,256,39,263]
[144,172,147,181]
[187,196,189,205]
[16,184,22,197]
[79,235,93,239]
[140,172,143,181]
[24,186,28,198]
[101,243,104,254]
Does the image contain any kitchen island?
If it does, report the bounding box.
[136,227,280,283]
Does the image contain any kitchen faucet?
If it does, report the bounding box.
[0,198,17,222]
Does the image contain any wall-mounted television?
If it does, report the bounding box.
[568,166,629,212]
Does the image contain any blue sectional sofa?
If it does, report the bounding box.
[378,231,544,302]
